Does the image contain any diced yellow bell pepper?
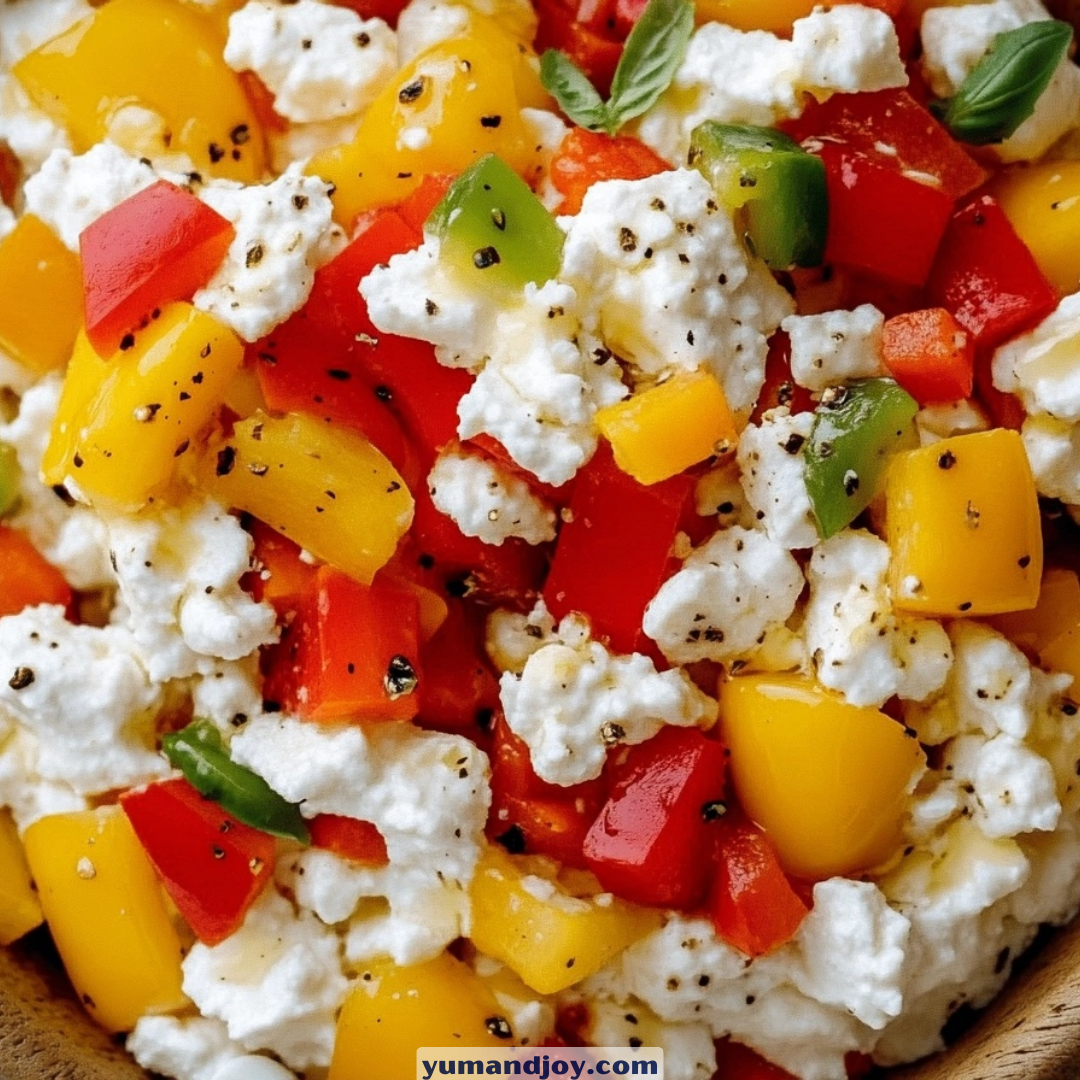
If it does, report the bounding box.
[990,568,1080,656]
[469,846,661,995]
[197,410,414,584]
[0,809,43,946]
[719,673,926,880]
[596,370,737,486]
[22,806,187,1034]
[330,953,508,1080]
[695,0,818,32]
[309,35,537,227]
[989,161,1080,295]
[459,14,551,112]
[14,0,266,183]
[885,428,1042,617]
[42,304,243,511]
[0,215,83,376]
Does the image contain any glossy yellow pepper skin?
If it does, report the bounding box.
[197,410,414,584]
[695,0,818,32]
[42,304,244,511]
[14,0,266,182]
[0,215,83,376]
[22,806,187,1034]
[0,810,43,946]
[885,429,1042,617]
[469,846,661,995]
[309,35,538,227]
[330,953,507,1080]
[719,673,926,880]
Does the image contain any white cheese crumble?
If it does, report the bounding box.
[499,613,718,786]
[428,449,556,546]
[485,600,557,676]
[395,0,538,63]
[782,305,886,393]
[0,723,87,834]
[587,1001,715,1080]
[224,0,397,124]
[642,526,804,665]
[127,1016,247,1080]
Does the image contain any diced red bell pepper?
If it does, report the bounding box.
[0,142,20,208]
[575,0,648,39]
[925,194,1058,352]
[583,726,726,908]
[262,565,422,722]
[534,0,623,97]
[713,1039,798,1080]
[550,128,670,215]
[0,524,72,619]
[237,71,288,134]
[120,777,276,946]
[330,0,410,26]
[395,173,455,235]
[751,332,815,422]
[543,442,696,654]
[242,519,317,614]
[308,814,389,866]
[80,180,235,357]
[882,307,975,405]
[709,815,809,958]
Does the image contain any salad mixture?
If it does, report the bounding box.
[3,0,1080,1077]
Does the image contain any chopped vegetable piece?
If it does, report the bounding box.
[242,518,318,615]
[991,567,1080,656]
[162,719,310,843]
[535,0,623,97]
[713,1038,800,1080]
[550,128,670,215]
[689,121,828,269]
[719,674,926,879]
[428,153,565,293]
[80,180,235,357]
[885,428,1042,616]
[804,378,919,540]
[0,444,19,518]
[0,524,73,619]
[881,308,975,405]
[693,0,817,33]
[0,809,43,946]
[308,815,389,866]
[120,777,277,946]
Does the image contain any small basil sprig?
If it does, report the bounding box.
[163,719,310,843]
[540,0,694,136]
[935,20,1072,145]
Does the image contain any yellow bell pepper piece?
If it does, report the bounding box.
[330,953,508,1080]
[459,14,551,112]
[14,0,266,183]
[0,215,83,376]
[469,846,661,995]
[197,410,414,584]
[309,35,537,227]
[22,806,187,1034]
[991,568,1080,656]
[720,673,926,880]
[989,161,1080,295]
[0,809,43,946]
[596,370,737,486]
[1040,623,1080,687]
[695,0,818,32]
[885,428,1042,617]
[42,304,244,511]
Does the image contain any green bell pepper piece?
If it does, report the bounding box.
[427,153,565,293]
[804,378,919,540]
[0,443,20,517]
[163,719,310,843]
[689,121,828,270]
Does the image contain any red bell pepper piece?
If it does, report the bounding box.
[0,143,20,208]
[308,814,389,866]
[0,524,72,619]
[882,307,975,405]
[713,1039,798,1080]
[534,0,623,97]
[751,332,815,422]
[583,726,726,908]
[120,777,276,946]
[331,0,410,26]
[543,442,696,654]
[237,71,288,134]
[925,194,1058,352]
[263,565,422,722]
[395,173,455,235]
[709,815,809,958]
[242,519,317,615]
[575,0,648,42]
[550,128,670,215]
[80,180,235,357]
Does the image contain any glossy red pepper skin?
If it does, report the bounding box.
[120,777,276,946]
[713,1039,798,1080]
[242,519,317,615]
[751,332,815,422]
[583,727,727,908]
[80,180,234,357]
[534,0,623,96]
[308,814,389,866]
[881,307,975,405]
[0,523,73,619]
[549,129,670,215]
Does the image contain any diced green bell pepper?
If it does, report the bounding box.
[427,153,565,292]
[0,443,19,517]
[689,121,828,270]
[804,378,919,540]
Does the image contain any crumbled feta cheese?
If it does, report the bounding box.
[560,169,795,412]
[588,1001,715,1080]
[106,499,277,683]
[211,1057,297,1080]
[190,657,265,732]
[486,601,557,675]
[523,107,572,212]
[500,614,717,785]
[805,531,952,708]
[127,1016,245,1080]
[395,0,538,62]
[0,0,92,69]
[782,305,886,393]
[224,0,397,124]
[916,398,990,446]
[183,889,348,1071]
[266,114,362,172]
[0,78,71,175]
[194,164,345,341]
[643,526,804,665]
[472,955,556,1047]
[0,724,87,833]
[791,6,907,97]
[428,449,556,546]
[1021,412,1080,503]
[0,605,166,796]
[737,408,820,550]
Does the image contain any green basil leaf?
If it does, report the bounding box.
[163,719,310,844]
[608,0,695,129]
[941,19,1072,145]
[539,49,612,133]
